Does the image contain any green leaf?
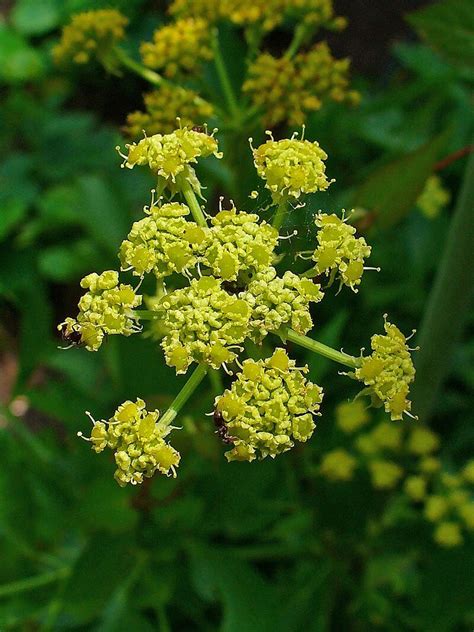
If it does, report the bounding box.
[11,0,61,35]
[352,131,449,228]
[0,25,44,83]
[407,0,474,72]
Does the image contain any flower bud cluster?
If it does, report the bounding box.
[119,128,222,196]
[243,267,324,341]
[203,207,278,281]
[140,18,212,78]
[58,271,141,351]
[354,318,416,421]
[243,43,359,128]
[124,87,214,137]
[120,202,207,278]
[216,349,323,461]
[312,213,372,291]
[85,399,180,486]
[52,9,128,66]
[158,277,251,373]
[416,175,451,219]
[252,136,332,202]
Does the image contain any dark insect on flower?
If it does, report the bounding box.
[192,125,207,134]
[59,323,83,346]
[213,408,235,445]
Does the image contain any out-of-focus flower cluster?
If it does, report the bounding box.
[123,86,214,137]
[416,175,451,219]
[84,399,180,486]
[244,43,359,128]
[318,401,474,548]
[216,349,323,461]
[52,9,128,66]
[140,17,213,78]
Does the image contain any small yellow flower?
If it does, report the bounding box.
[355,317,416,421]
[252,135,332,202]
[369,460,403,489]
[424,495,449,522]
[140,18,212,78]
[404,475,427,501]
[407,426,440,456]
[458,503,474,530]
[82,399,180,486]
[53,9,128,67]
[123,86,214,137]
[433,521,463,548]
[217,349,323,461]
[336,399,370,433]
[58,270,141,351]
[370,422,403,452]
[320,449,357,481]
[418,456,441,475]
[417,175,450,219]
[462,460,474,484]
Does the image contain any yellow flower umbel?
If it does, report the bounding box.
[252,135,332,203]
[312,213,372,291]
[119,127,222,196]
[203,206,279,282]
[58,271,141,351]
[368,460,403,489]
[140,18,212,78]
[124,86,214,137]
[81,399,180,486]
[433,522,463,548]
[320,449,357,481]
[407,425,440,456]
[417,175,451,219]
[216,348,323,461]
[243,267,324,341]
[354,317,416,421]
[159,277,251,373]
[120,201,209,279]
[53,9,128,67]
[244,43,359,128]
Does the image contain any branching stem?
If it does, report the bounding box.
[160,364,208,426]
[281,328,360,369]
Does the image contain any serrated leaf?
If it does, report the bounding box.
[407,0,474,72]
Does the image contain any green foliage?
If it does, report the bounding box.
[0,1,473,630]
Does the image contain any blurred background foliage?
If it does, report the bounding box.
[0,0,473,629]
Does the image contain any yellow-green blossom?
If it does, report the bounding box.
[82,399,180,486]
[369,460,403,489]
[354,318,416,421]
[320,448,357,481]
[124,87,214,137]
[53,9,128,67]
[252,136,332,202]
[243,266,324,341]
[203,206,279,282]
[424,495,449,522]
[140,18,212,78]
[458,503,474,530]
[404,475,427,501]
[417,175,451,219]
[407,426,440,456]
[58,271,141,351]
[118,127,222,196]
[244,44,359,128]
[120,201,209,278]
[434,521,463,547]
[419,456,441,474]
[336,399,370,433]
[216,348,323,461]
[312,213,372,291]
[370,421,403,452]
[159,276,251,373]
[462,460,474,484]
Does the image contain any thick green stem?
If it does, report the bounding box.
[282,328,360,369]
[160,364,208,426]
[114,47,164,87]
[177,175,209,228]
[211,30,240,119]
[284,22,313,60]
[412,150,474,422]
[135,310,159,320]
[0,567,70,599]
[272,199,288,230]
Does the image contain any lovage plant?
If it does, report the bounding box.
[59,126,417,487]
